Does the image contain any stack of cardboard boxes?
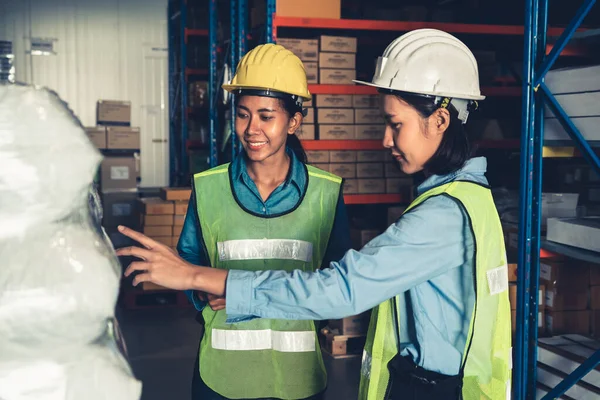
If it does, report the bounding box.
[508,264,546,336]
[86,100,141,238]
[138,188,190,251]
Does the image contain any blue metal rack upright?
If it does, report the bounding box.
[516,0,600,399]
[228,0,247,160]
[208,0,219,168]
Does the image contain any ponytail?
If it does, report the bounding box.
[286,133,307,164]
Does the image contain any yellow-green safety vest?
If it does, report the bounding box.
[193,163,342,400]
[358,180,512,400]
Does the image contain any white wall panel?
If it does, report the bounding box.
[0,0,169,188]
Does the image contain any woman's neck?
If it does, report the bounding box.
[245,149,291,201]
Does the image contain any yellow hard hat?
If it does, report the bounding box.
[222,43,312,103]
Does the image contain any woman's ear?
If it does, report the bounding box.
[288,111,303,135]
[431,108,450,137]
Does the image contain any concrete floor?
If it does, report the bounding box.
[118,307,361,400]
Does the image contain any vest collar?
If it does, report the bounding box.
[416,157,489,196]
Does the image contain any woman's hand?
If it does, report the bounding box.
[116,225,199,291]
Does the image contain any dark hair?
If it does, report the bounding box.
[387,92,471,176]
[236,94,308,164]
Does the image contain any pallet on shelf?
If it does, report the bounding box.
[319,328,366,359]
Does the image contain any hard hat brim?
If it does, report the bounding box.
[353,80,486,101]
[222,83,312,102]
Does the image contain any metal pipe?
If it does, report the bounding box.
[542,349,600,399]
[534,0,596,86]
[541,83,600,177]
[266,0,276,43]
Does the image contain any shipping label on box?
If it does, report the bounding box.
[384,162,404,178]
[356,162,384,178]
[97,100,131,125]
[319,52,356,69]
[358,178,385,194]
[315,94,353,108]
[355,108,382,124]
[306,150,330,164]
[161,187,192,201]
[303,108,315,124]
[143,214,174,226]
[312,163,330,173]
[353,94,379,109]
[107,127,140,149]
[143,225,173,237]
[101,192,139,229]
[85,127,107,149]
[356,150,385,163]
[330,151,357,163]
[276,38,319,61]
[139,197,175,215]
[101,156,137,192]
[319,125,355,140]
[297,124,316,140]
[343,178,358,194]
[386,178,412,194]
[319,69,357,85]
[304,62,319,84]
[320,35,357,53]
[317,108,354,124]
[329,163,356,178]
[355,125,384,140]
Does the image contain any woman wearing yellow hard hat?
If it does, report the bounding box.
[119,29,511,400]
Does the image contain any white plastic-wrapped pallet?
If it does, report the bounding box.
[0,83,141,400]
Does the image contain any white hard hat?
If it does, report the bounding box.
[354,29,484,123]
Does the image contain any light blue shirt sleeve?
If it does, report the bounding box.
[225,195,469,320]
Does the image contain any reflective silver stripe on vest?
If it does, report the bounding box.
[211,329,316,352]
[217,239,313,262]
[361,350,372,378]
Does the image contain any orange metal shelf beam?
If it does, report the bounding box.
[185,68,209,77]
[184,28,209,43]
[273,16,574,36]
[344,194,403,205]
[307,84,520,97]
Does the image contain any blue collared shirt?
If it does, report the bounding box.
[177,148,352,313]
[226,157,490,376]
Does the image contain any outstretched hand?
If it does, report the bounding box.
[116,225,199,291]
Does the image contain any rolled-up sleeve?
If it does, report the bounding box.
[226,195,471,321]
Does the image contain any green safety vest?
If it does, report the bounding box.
[193,163,342,400]
[358,181,512,400]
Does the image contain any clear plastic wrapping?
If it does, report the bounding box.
[0,83,141,399]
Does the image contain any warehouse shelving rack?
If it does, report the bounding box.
[515,0,600,398]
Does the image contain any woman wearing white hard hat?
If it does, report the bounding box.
[118,29,511,400]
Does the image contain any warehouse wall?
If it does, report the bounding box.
[0,0,169,188]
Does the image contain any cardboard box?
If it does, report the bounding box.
[320,35,357,53]
[355,125,384,140]
[304,96,313,107]
[143,225,172,237]
[139,197,175,215]
[174,201,188,215]
[173,224,184,236]
[384,163,404,178]
[330,151,357,163]
[511,310,545,335]
[508,263,518,282]
[151,236,173,246]
[353,95,379,109]
[358,179,385,194]
[356,163,383,178]
[329,163,356,178]
[275,0,340,20]
[85,127,107,149]
[545,287,589,311]
[172,235,181,246]
[306,150,330,164]
[106,127,140,149]
[315,94,353,108]
[510,284,546,310]
[161,187,192,201]
[319,52,356,69]
[387,206,406,225]
[343,179,358,194]
[592,286,600,310]
[143,214,174,226]
[319,69,357,85]
[303,108,315,124]
[386,178,412,194]
[317,108,354,124]
[355,108,382,125]
[540,260,590,289]
[100,156,137,192]
[97,100,131,125]
[276,38,319,62]
[304,62,319,84]
[297,124,315,140]
[319,125,355,140]
[357,150,385,163]
[329,311,370,335]
[546,310,590,335]
[313,163,330,172]
[101,192,139,229]
[174,214,186,227]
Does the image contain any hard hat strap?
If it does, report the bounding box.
[234,89,303,109]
